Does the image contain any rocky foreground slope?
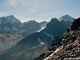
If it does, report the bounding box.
[35,18,80,60]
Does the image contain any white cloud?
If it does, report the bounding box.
[3,0,46,13]
[20,0,27,7]
[3,0,17,8]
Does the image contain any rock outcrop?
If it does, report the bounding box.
[36,18,80,60]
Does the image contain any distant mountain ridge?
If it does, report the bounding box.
[0,15,42,36]
[0,15,74,36]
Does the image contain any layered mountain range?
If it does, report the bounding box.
[0,15,47,55]
[0,15,75,60]
[0,15,44,36]
[35,18,80,60]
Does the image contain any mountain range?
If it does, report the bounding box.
[0,15,45,37]
[0,15,47,55]
[0,15,75,60]
[36,17,80,60]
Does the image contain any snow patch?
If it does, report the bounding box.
[30,38,45,49]
[37,27,45,32]
[40,42,44,45]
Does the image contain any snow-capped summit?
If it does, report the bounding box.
[59,14,75,21]
[0,15,21,25]
[5,15,21,24]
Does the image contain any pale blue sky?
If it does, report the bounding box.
[0,0,80,22]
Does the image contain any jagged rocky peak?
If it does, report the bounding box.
[4,15,15,19]
[71,18,80,30]
[40,21,47,25]
[59,14,75,21]
[0,15,21,24]
[6,15,21,23]
[46,18,58,27]
[28,20,37,22]
[40,21,47,23]
[0,15,14,19]
[46,18,58,26]
[51,18,58,21]
[36,17,80,60]
[67,18,80,32]
[7,15,14,17]
[24,20,39,24]
[23,20,40,27]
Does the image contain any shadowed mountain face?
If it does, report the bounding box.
[0,17,74,60]
[36,18,80,60]
[0,34,23,54]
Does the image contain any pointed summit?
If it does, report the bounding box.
[64,14,71,17]
[9,15,14,17]
[4,15,21,24]
[7,15,15,18]
[59,14,75,21]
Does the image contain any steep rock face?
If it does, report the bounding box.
[0,15,21,33]
[37,18,80,60]
[0,15,21,25]
[42,18,72,38]
[71,18,80,30]
[0,18,73,60]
